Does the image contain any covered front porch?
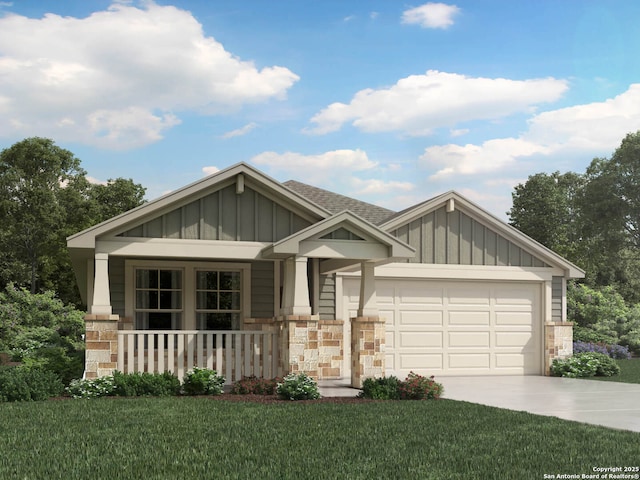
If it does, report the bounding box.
[81,211,415,387]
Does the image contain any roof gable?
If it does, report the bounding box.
[68,163,331,249]
[381,191,584,278]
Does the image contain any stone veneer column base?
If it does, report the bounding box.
[278,315,319,380]
[351,316,385,388]
[318,320,344,379]
[84,314,120,379]
[544,322,573,375]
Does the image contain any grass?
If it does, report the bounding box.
[591,357,640,384]
[0,398,638,479]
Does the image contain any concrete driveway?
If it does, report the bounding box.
[442,376,640,433]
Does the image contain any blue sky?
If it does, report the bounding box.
[1,1,640,218]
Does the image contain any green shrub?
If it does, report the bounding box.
[182,367,225,395]
[113,371,181,397]
[230,375,280,395]
[276,372,320,400]
[551,352,621,378]
[22,347,84,386]
[359,376,401,400]
[67,376,116,399]
[0,366,64,402]
[398,372,444,400]
[573,325,616,345]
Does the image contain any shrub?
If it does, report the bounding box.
[0,366,64,402]
[67,376,116,399]
[398,372,444,400]
[551,352,621,378]
[359,376,401,400]
[22,347,84,386]
[573,326,616,345]
[230,376,280,395]
[276,373,320,400]
[607,343,632,360]
[182,367,225,396]
[112,371,181,397]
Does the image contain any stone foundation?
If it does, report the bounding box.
[545,322,573,375]
[84,314,119,379]
[351,316,385,388]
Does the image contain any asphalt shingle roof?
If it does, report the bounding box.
[283,180,396,225]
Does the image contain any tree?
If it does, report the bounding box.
[0,137,146,306]
[0,138,88,294]
[508,171,584,260]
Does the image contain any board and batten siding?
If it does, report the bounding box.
[109,257,126,317]
[318,274,336,320]
[390,206,549,267]
[551,276,563,322]
[119,184,312,242]
[251,261,275,318]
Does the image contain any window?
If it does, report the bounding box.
[196,270,241,330]
[135,269,182,330]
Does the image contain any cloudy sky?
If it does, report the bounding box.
[1,1,639,218]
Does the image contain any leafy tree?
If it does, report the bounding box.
[0,137,146,305]
[508,171,584,260]
[0,138,88,294]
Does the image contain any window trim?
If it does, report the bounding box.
[125,260,251,330]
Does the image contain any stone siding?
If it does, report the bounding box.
[545,322,573,375]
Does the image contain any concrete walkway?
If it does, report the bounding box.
[318,379,361,397]
[442,376,640,433]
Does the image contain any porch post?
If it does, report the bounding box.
[91,253,112,315]
[280,256,311,316]
[351,261,384,388]
[357,261,378,317]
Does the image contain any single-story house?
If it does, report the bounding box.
[67,162,583,387]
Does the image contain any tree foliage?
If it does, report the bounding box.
[0,137,146,305]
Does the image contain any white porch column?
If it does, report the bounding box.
[90,253,112,315]
[280,256,312,316]
[357,261,378,317]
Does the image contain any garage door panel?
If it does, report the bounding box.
[385,332,395,349]
[400,310,443,325]
[495,311,533,325]
[449,311,490,325]
[377,286,395,304]
[495,354,525,368]
[448,331,490,348]
[400,354,443,369]
[495,287,535,305]
[495,331,532,348]
[400,331,442,348]
[449,353,491,369]
[448,286,491,305]
[398,287,443,305]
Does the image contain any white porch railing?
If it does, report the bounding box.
[117,330,280,383]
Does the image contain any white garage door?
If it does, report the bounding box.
[344,279,542,377]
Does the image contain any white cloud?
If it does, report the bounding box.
[202,166,220,176]
[307,70,568,135]
[251,149,376,183]
[0,2,299,149]
[402,3,460,29]
[421,84,640,179]
[221,122,258,139]
[449,128,469,137]
[86,176,108,185]
[350,178,415,195]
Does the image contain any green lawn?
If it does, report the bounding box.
[592,357,640,384]
[0,398,638,479]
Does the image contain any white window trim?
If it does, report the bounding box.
[125,260,251,330]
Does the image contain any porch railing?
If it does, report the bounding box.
[117,330,280,383]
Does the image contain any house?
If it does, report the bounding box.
[67,163,583,387]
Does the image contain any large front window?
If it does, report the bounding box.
[135,269,182,329]
[196,270,241,330]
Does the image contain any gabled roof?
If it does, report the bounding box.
[67,163,332,249]
[283,180,395,225]
[262,210,415,260]
[380,190,585,278]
